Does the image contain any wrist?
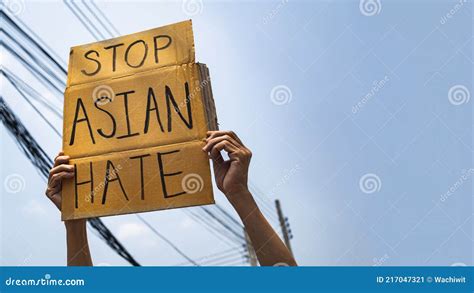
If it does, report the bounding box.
[226,189,258,219]
[65,219,86,231]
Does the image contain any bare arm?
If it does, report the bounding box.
[65,219,92,266]
[230,190,296,266]
[45,152,93,266]
[204,131,297,266]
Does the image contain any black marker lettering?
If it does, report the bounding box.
[129,154,150,200]
[166,82,193,132]
[101,160,129,204]
[74,162,94,208]
[104,43,124,72]
[144,87,165,133]
[69,98,96,145]
[116,90,140,139]
[125,39,148,68]
[157,150,185,198]
[94,101,117,138]
[81,50,101,76]
[153,35,172,63]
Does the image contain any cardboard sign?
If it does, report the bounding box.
[66,20,195,87]
[62,20,217,220]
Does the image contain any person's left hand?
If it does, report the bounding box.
[203,131,252,206]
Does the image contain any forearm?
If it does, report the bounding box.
[231,190,297,266]
[65,220,93,266]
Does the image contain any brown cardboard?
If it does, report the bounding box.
[66,20,195,87]
[61,20,215,220]
[63,63,209,159]
[62,141,214,220]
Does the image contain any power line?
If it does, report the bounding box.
[203,206,244,237]
[217,259,248,266]
[1,11,67,89]
[2,22,246,262]
[1,10,67,73]
[87,218,140,266]
[9,0,282,266]
[0,96,141,266]
[2,71,62,135]
[191,209,243,244]
[213,204,243,228]
[185,210,240,247]
[65,0,250,251]
[64,0,105,40]
[200,254,245,266]
[200,208,245,241]
[248,182,279,222]
[1,68,62,118]
[82,0,116,38]
[69,1,295,265]
[199,250,246,265]
[1,39,65,96]
[2,10,143,262]
[0,96,52,177]
[4,2,231,267]
[175,247,244,266]
[2,71,146,264]
[135,214,198,266]
[203,254,246,266]
[87,0,120,36]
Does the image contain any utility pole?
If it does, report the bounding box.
[275,199,293,256]
[244,228,258,266]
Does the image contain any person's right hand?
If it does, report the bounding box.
[46,153,91,266]
[45,152,75,211]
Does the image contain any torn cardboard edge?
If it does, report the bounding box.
[61,20,218,220]
[198,63,218,131]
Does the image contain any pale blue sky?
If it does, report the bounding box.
[1,0,472,266]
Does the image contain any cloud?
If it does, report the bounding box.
[117,222,148,240]
[116,221,158,249]
[179,217,195,229]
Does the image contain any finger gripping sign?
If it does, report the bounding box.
[61,20,218,220]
